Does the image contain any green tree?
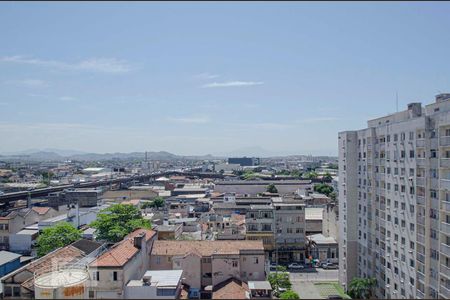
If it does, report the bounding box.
[90,204,151,243]
[322,172,333,181]
[36,222,81,257]
[329,191,337,201]
[266,183,278,193]
[314,183,334,196]
[268,272,291,295]
[280,290,300,300]
[152,196,165,208]
[290,170,302,178]
[348,277,376,299]
[302,171,318,180]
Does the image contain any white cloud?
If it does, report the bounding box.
[0,56,133,74]
[194,72,220,80]
[202,81,264,88]
[167,116,210,124]
[4,79,49,88]
[59,96,76,102]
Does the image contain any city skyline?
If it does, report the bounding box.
[1,2,450,156]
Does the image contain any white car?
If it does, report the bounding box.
[288,263,304,270]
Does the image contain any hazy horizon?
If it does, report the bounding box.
[1,2,450,157]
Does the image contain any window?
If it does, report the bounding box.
[232,260,238,267]
[157,288,176,296]
[156,256,161,264]
[113,271,118,281]
[89,291,95,299]
[253,257,259,264]
[4,287,11,297]
[94,271,100,281]
[13,286,20,297]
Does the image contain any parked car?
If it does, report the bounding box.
[270,263,278,271]
[321,263,338,269]
[288,263,304,270]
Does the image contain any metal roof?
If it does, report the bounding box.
[0,251,21,265]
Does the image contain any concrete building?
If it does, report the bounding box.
[305,207,324,235]
[0,207,58,250]
[9,229,39,255]
[65,188,102,207]
[272,197,306,263]
[245,205,275,252]
[214,180,312,196]
[227,157,260,167]
[154,224,182,240]
[338,94,450,299]
[150,240,265,297]
[89,228,157,299]
[124,270,183,299]
[322,201,339,240]
[307,234,338,264]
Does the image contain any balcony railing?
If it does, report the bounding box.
[441,136,450,147]
[441,222,450,233]
[417,233,425,245]
[442,158,450,168]
[441,284,450,299]
[441,264,450,278]
[417,158,426,167]
[416,177,425,187]
[416,139,425,147]
[417,195,426,206]
[441,243,450,257]
[442,179,450,191]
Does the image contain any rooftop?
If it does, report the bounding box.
[248,281,272,291]
[127,270,183,288]
[212,278,248,299]
[0,250,21,265]
[90,228,156,268]
[152,240,264,256]
[307,233,337,245]
[305,207,324,220]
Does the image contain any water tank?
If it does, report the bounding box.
[34,269,89,299]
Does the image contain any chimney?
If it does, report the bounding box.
[133,232,146,249]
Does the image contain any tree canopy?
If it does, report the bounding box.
[90,204,151,243]
[268,271,292,295]
[36,222,81,257]
[322,172,333,181]
[348,277,376,299]
[280,290,300,300]
[266,183,278,193]
[302,171,318,179]
[314,183,334,197]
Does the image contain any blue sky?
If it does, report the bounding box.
[1,2,450,156]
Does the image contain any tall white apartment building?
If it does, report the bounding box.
[339,93,450,299]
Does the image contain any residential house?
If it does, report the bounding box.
[0,207,59,250]
[150,240,265,297]
[89,228,157,299]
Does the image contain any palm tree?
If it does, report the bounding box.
[348,277,377,299]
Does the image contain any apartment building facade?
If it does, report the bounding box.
[339,94,450,299]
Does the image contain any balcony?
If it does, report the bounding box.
[442,158,450,168]
[441,136,450,147]
[442,201,450,212]
[417,233,425,245]
[441,264,450,279]
[441,222,450,233]
[416,139,425,148]
[441,243,450,257]
[441,285,450,299]
[442,179,450,191]
[417,195,426,206]
[417,158,426,167]
[416,177,425,187]
[418,216,426,225]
